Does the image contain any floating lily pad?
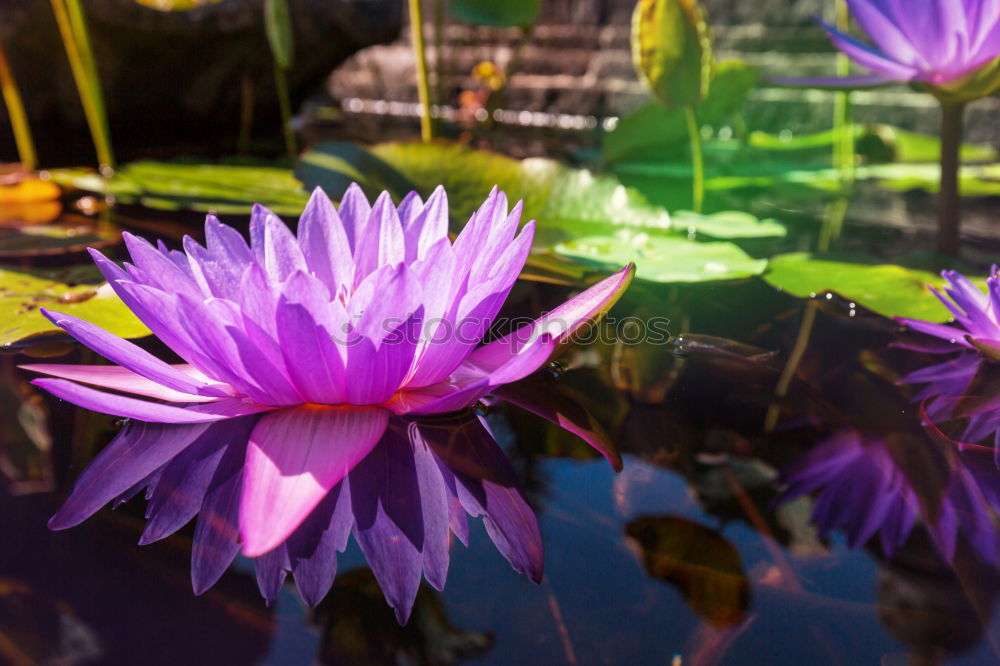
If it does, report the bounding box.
[0,214,120,258]
[555,231,766,283]
[747,124,997,163]
[671,210,786,240]
[50,162,310,215]
[300,141,673,239]
[0,267,149,349]
[763,252,986,322]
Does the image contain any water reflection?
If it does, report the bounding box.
[311,568,492,665]
[9,281,1000,663]
[625,516,750,627]
[778,429,1000,564]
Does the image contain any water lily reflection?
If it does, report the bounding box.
[896,268,1000,456]
[778,429,1000,565]
[21,186,631,622]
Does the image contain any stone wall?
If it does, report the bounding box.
[326,0,1000,147]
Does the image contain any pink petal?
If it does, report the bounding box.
[403,185,449,262]
[32,378,272,423]
[19,363,225,402]
[297,187,354,292]
[467,263,636,373]
[39,308,230,399]
[239,405,390,557]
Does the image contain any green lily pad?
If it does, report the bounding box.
[670,210,786,240]
[0,267,149,349]
[747,124,997,163]
[554,231,766,283]
[50,162,310,215]
[763,252,985,322]
[299,141,673,240]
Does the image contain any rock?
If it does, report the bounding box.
[0,0,401,165]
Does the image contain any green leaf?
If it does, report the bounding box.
[763,252,987,321]
[747,124,997,163]
[604,60,756,164]
[448,0,539,28]
[0,219,119,258]
[295,142,418,203]
[0,267,149,349]
[49,162,310,215]
[298,141,673,242]
[264,0,295,70]
[631,0,712,109]
[554,230,766,284]
[671,210,786,240]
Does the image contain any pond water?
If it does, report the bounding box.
[3,203,1000,664]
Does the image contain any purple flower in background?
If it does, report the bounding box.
[895,268,1000,355]
[895,269,1000,456]
[22,185,633,621]
[778,430,1000,564]
[775,0,1000,98]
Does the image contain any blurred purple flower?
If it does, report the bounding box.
[774,0,1000,97]
[23,185,633,621]
[778,430,1000,564]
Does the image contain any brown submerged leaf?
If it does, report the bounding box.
[626,515,749,626]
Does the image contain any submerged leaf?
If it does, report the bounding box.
[626,515,749,626]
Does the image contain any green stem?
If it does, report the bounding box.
[238,71,254,155]
[764,301,817,432]
[683,104,704,213]
[832,0,854,184]
[0,39,37,170]
[51,0,115,170]
[408,0,433,141]
[937,100,965,256]
[817,196,848,252]
[432,0,445,116]
[273,63,297,160]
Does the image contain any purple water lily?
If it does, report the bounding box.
[23,185,633,621]
[776,0,1000,94]
[895,269,1000,456]
[774,1,1000,255]
[778,430,1000,565]
[895,268,1000,354]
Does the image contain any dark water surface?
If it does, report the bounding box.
[3,204,1000,665]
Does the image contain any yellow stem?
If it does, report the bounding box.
[408,0,434,141]
[51,0,115,170]
[0,39,37,170]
